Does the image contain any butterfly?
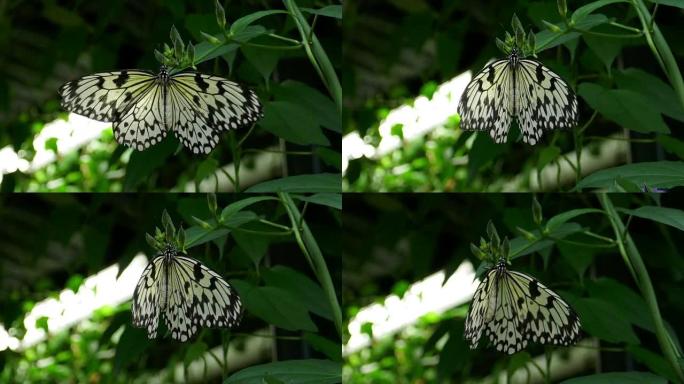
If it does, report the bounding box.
[58,65,263,154]
[131,244,242,341]
[464,257,581,354]
[458,48,578,145]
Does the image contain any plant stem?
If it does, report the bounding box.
[598,194,684,383]
[279,192,342,338]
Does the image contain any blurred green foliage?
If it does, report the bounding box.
[0,0,342,192]
[343,0,684,192]
[0,192,342,382]
[342,193,684,382]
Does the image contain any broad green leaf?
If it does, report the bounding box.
[224,359,341,384]
[241,45,281,82]
[220,196,275,221]
[657,135,684,159]
[246,173,341,193]
[575,161,684,190]
[230,280,317,332]
[229,10,286,35]
[561,372,667,384]
[616,68,684,121]
[184,342,208,368]
[578,83,670,133]
[627,346,679,383]
[302,333,341,361]
[537,145,560,171]
[195,158,219,184]
[571,0,628,23]
[272,81,340,133]
[546,208,604,231]
[573,297,640,344]
[186,211,258,247]
[232,231,269,265]
[258,101,330,146]
[646,0,684,8]
[292,193,341,210]
[113,326,151,372]
[301,5,342,19]
[510,222,583,258]
[583,34,623,69]
[263,265,332,320]
[621,206,684,232]
[586,278,654,331]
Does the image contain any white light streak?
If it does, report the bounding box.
[344,260,479,355]
[0,254,148,351]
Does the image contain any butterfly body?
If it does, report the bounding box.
[132,245,242,342]
[464,257,581,354]
[458,48,578,145]
[59,66,262,154]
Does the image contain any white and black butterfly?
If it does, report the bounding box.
[458,48,578,145]
[132,245,242,341]
[58,66,263,154]
[464,258,581,354]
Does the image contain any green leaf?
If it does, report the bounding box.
[615,68,684,122]
[184,342,208,368]
[575,161,684,190]
[220,196,275,222]
[193,40,239,64]
[546,208,604,231]
[561,372,667,384]
[292,193,341,210]
[583,34,623,69]
[315,147,341,170]
[621,206,684,232]
[186,211,258,247]
[229,10,286,35]
[113,326,151,372]
[246,173,341,193]
[263,265,332,320]
[571,0,628,23]
[272,81,340,133]
[195,158,219,184]
[627,346,679,383]
[302,333,341,361]
[586,278,654,331]
[510,222,583,258]
[537,146,560,172]
[645,0,684,8]
[224,359,341,384]
[258,101,330,146]
[230,280,318,332]
[241,45,281,82]
[301,5,342,19]
[657,135,684,159]
[578,83,670,133]
[232,231,269,265]
[573,297,640,344]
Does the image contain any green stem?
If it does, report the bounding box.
[573,28,642,39]
[279,192,342,338]
[599,194,684,383]
[257,218,292,231]
[266,33,301,45]
[632,0,684,110]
